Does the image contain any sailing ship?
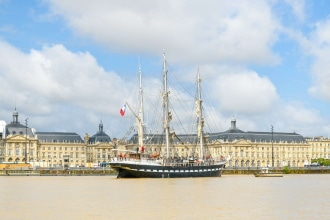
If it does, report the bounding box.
[110,53,228,178]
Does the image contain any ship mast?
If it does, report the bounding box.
[196,68,204,159]
[137,63,145,148]
[163,52,171,160]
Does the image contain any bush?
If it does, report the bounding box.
[283,166,290,174]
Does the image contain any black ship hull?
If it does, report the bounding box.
[110,162,225,178]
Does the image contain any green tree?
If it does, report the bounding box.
[283,166,290,174]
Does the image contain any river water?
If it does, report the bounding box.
[0,174,329,220]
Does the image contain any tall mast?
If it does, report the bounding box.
[196,68,204,159]
[163,52,170,159]
[137,63,145,148]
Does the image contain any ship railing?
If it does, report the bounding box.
[165,160,216,167]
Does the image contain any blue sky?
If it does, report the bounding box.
[1,0,330,138]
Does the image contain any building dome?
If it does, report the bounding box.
[88,121,111,144]
[5,109,34,137]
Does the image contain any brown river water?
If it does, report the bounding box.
[0,174,329,220]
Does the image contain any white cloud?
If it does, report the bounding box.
[2,0,330,139]
[284,0,306,22]
[281,103,321,125]
[301,19,330,101]
[0,38,327,138]
[48,0,281,65]
[208,69,279,115]
[0,41,128,135]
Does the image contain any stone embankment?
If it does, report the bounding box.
[223,167,330,175]
[0,168,116,176]
[1,167,329,176]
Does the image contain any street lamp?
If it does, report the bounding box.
[25,118,28,164]
[271,125,274,167]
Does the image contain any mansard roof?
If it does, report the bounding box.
[88,121,111,144]
[36,132,83,143]
[127,118,306,144]
[5,110,34,137]
[208,130,306,143]
[129,133,198,145]
[206,118,306,143]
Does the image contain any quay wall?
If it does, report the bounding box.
[1,167,330,176]
[223,167,330,175]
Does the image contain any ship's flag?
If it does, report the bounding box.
[120,104,126,116]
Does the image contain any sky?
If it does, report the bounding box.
[1,0,330,139]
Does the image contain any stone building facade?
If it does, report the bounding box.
[126,118,311,168]
[0,109,38,164]
[85,121,114,164]
[36,132,86,167]
[305,136,330,160]
[0,110,328,168]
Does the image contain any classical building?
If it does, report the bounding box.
[0,109,38,163]
[126,118,310,168]
[36,132,86,167]
[0,109,325,168]
[85,121,114,164]
[305,136,330,160]
[0,109,86,167]
[207,118,310,168]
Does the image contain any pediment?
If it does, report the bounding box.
[6,135,27,141]
[233,139,252,146]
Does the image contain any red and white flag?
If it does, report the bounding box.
[120,104,126,116]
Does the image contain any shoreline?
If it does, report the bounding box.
[1,167,330,176]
